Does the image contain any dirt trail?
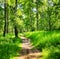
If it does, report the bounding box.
[15,36,42,59]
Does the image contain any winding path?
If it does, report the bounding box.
[15,36,42,59]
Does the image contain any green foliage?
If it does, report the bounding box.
[0,0,60,32]
[42,46,60,59]
[0,34,22,59]
[0,44,20,59]
[24,31,60,50]
[0,0,60,59]
[24,31,60,59]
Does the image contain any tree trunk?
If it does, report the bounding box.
[36,0,39,30]
[6,3,9,33]
[3,0,8,36]
[14,26,18,37]
[14,0,18,37]
[48,7,52,31]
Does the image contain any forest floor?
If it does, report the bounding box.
[14,36,42,59]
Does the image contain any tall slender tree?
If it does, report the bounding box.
[36,0,39,30]
[14,0,18,37]
[3,0,9,36]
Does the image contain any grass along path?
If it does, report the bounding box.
[15,36,42,59]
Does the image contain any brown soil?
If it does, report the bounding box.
[15,36,42,59]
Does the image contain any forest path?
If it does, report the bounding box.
[15,36,42,59]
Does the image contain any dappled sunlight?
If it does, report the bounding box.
[42,50,49,58]
[11,52,42,59]
[0,0,60,59]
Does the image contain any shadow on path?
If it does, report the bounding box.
[14,36,42,59]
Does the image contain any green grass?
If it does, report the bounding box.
[0,33,22,59]
[42,46,60,59]
[24,31,60,49]
[24,31,60,59]
[0,31,60,59]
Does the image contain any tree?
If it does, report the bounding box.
[14,0,18,37]
[36,0,39,30]
[3,0,9,36]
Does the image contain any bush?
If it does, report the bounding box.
[42,46,60,59]
[0,34,22,59]
[0,43,20,59]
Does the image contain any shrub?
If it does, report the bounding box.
[42,46,60,59]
